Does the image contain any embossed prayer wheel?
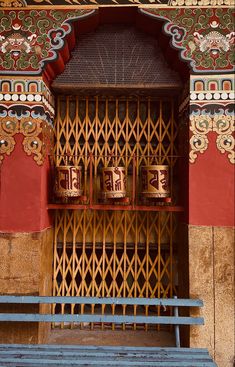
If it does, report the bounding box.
[54,165,83,198]
[141,165,170,198]
[101,166,126,199]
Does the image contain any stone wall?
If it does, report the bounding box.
[0,228,53,343]
[189,225,234,367]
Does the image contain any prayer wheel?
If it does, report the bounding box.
[141,165,170,198]
[54,165,83,198]
[101,166,126,199]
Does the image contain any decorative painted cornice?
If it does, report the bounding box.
[140,8,235,73]
[189,74,234,163]
[0,8,234,77]
[0,9,96,76]
[0,77,54,119]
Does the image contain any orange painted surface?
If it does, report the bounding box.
[0,134,51,233]
[189,132,235,227]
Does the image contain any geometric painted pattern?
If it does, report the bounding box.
[0,77,54,118]
[189,74,235,163]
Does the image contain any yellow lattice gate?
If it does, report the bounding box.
[52,96,180,330]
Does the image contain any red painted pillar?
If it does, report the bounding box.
[188,74,234,366]
[0,81,54,343]
[189,131,234,227]
[0,134,51,233]
[187,73,234,227]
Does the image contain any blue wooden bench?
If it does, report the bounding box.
[0,296,217,366]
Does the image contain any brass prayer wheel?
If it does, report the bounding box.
[101,166,126,199]
[141,165,170,198]
[54,165,83,198]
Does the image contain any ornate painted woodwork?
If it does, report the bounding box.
[0,115,53,164]
[0,8,234,77]
[0,7,234,166]
[189,74,235,163]
[0,0,233,6]
[0,9,95,78]
[141,8,235,74]
[0,76,54,163]
[189,114,234,163]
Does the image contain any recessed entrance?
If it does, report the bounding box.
[50,13,186,344]
[52,94,180,331]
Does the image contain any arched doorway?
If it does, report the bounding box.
[49,8,189,346]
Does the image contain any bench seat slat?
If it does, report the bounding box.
[0,344,210,353]
[0,349,214,360]
[0,314,204,325]
[0,296,203,307]
[0,357,217,366]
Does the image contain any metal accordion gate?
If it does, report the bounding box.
[52,95,180,331]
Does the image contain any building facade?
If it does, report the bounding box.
[0,2,234,367]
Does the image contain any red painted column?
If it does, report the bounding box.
[188,74,234,228]
[0,133,52,233]
[188,74,235,365]
[189,131,234,227]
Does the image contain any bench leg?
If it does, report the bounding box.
[174,297,180,348]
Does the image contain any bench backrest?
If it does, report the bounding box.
[0,296,204,347]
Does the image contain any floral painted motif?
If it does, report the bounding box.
[0,8,234,75]
[213,115,235,163]
[0,0,26,6]
[0,9,95,74]
[0,0,234,6]
[141,8,235,73]
[0,116,53,165]
[0,117,18,164]
[189,115,213,163]
[189,113,235,163]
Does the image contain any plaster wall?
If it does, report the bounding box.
[189,225,234,367]
[0,228,53,343]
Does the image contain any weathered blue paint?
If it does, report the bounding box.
[0,296,208,367]
[0,345,217,367]
[0,345,210,353]
[0,344,209,355]
[173,296,180,348]
[0,359,217,366]
[0,296,203,307]
[0,313,204,325]
[0,350,214,360]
